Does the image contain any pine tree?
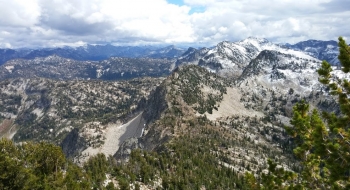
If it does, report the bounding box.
[0,139,92,189]
[286,37,350,189]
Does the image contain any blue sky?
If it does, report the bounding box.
[167,0,184,6]
[0,0,349,48]
[168,0,205,14]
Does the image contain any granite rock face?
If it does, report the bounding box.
[60,128,87,158]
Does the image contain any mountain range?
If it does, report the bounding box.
[0,37,341,81]
[0,37,348,189]
[176,37,339,78]
[0,44,185,66]
[0,38,339,67]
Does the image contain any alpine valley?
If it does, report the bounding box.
[0,37,348,189]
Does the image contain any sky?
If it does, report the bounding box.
[0,0,349,48]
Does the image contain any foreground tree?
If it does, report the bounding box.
[285,37,350,189]
[0,138,92,189]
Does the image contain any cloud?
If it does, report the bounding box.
[0,0,41,27]
[0,0,349,48]
[186,0,350,44]
[320,0,350,13]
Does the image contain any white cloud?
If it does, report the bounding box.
[52,40,87,48]
[0,0,41,27]
[0,42,12,48]
[186,0,350,45]
[184,0,216,6]
[0,0,349,48]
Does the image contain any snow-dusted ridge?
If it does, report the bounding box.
[177,37,320,78]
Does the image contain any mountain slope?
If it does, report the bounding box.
[115,65,299,179]
[235,49,341,128]
[0,77,163,158]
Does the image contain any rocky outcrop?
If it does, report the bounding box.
[60,128,86,158]
[141,85,168,124]
[113,138,143,161]
[113,83,169,160]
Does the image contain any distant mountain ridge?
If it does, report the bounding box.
[0,37,343,82]
[0,38,340,67]
[285,39,339,65]
[0,44,185,66]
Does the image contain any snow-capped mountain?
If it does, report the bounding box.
[174,37,348,117]
[176,37,319,78]
[285,39,339,65]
